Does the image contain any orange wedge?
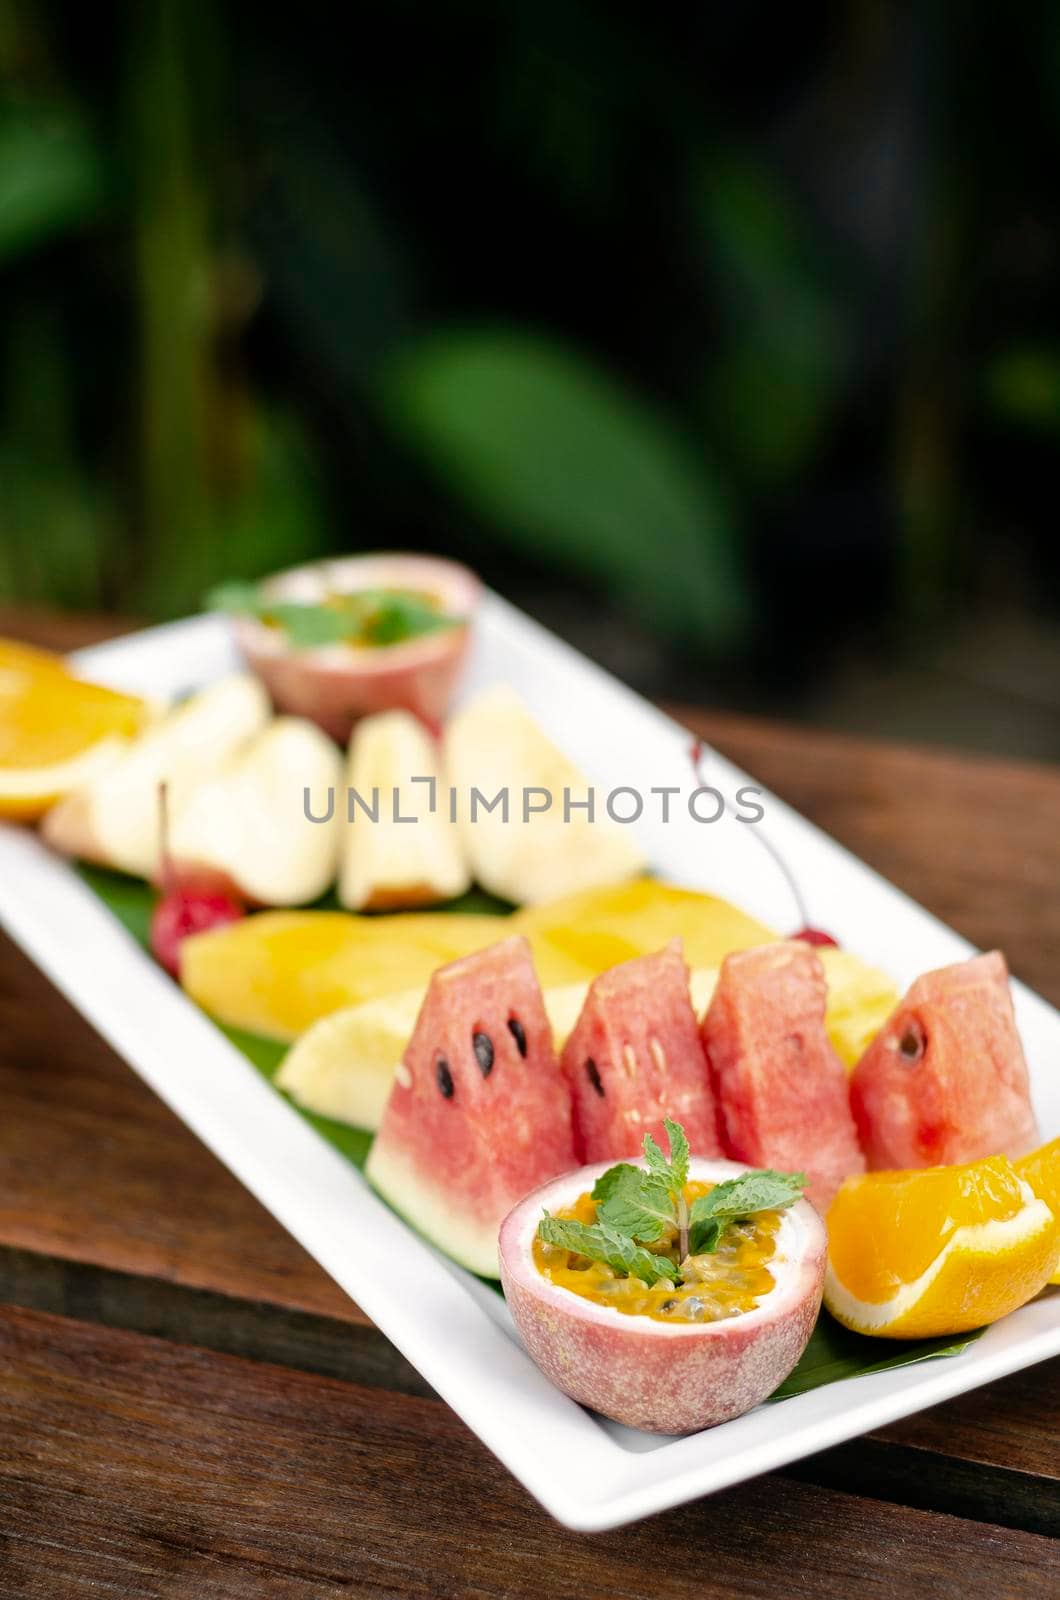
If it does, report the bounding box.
[0,638,148,820]
[1016,1136,1060,1285]
[824,1156,1059,1338]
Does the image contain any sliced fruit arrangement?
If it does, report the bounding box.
[44,673,271,879]
[277,928,901,1133]
[444,685,646,905]
[184,878,762,1044]
[0,638,150,821]
[825,1156,1059,1338]
[850,951,1039,1168]
[340,709,469,911]
[366,936,576,1276]
[277,960,720,1132]
[701,941,865,1211]
[500,1122,826,1432]
[560,941,722,1161]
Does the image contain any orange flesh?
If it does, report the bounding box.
[0,641,145,768]
[826,1156,1028,1303]
[533,1180,780,1323]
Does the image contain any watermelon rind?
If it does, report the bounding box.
[365,1136,507,1278]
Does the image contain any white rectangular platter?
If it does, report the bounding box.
[0,594,1057,1532]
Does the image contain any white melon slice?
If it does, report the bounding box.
[443,686,645,905]
[42,673,270,879]
[340,710,469,910]
[169,716,343,905]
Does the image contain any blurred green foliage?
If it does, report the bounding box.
[1,2,1059,666]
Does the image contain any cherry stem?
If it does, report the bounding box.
[157,781,175,896]
[688,737,809,931]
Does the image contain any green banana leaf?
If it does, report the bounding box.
[76,865,982,1397]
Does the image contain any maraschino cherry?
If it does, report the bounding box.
[150,784,244,978]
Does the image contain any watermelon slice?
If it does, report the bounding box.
[701,941,865,1211]
[560,941,722,1162]
[365,935,575,1276]
[850,950,1039,1169]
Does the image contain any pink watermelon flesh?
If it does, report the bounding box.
[365,935,575,1276]
[701,941,865,1211]
[850,950,1038,1169]
[560,940,722,1162]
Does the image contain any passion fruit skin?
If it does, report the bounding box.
[499,1157,826,1435]
[232,553,480,742]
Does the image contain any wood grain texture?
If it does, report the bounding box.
[2,1305,1056,1600]
[0,929,361,1324]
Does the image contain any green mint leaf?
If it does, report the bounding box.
[353,590,460,646]
[594,1165,675,1243]
[685,1170,805,1259]
[693,1169,807,1224]
[642,1119,690,1196]
[204,579,460,650]
[590,1163,643,1205]
[641,1131,673,1186]
[688,1216,723,1255]
[664,1118,689,1191]
[205,579,264,614]
[537,1213,676,1286]
[264,602,363,648]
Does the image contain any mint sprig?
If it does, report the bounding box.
[536,1120,806,1290]
[538,1214,676,1287]
[206,579,461,650]
[688,1170,807,1255]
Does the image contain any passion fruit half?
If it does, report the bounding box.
[499,1157,826,1434]
[232,552,480,741]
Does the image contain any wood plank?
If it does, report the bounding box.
[2,1241,1054,1537]
[0,930,362,1325]
[1,1304,1056,1600]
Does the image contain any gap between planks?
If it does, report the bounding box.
[1,1243,1056,1541]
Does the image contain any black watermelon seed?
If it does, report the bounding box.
[661,1298,678,1313]
[472,1031,495,1077]
[436,1057,455,1098]
[898,1023,925,1063]
[507,1016,528,1057]
[585,1058,605,1097]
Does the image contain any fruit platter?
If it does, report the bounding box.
[0,561,1057,1531]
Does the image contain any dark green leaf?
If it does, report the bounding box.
[537,1214,676,1286]
[385,331,748,649]
[687,1216,723,1256]
[771,1311,983,1400]
[0,107,106,261]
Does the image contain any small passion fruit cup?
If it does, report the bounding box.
[499,1157,826,1435]
[230,552,481,742]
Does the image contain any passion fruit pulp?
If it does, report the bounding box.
[533,1180,782,1323]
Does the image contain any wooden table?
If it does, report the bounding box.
[1,616,1057,1598]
